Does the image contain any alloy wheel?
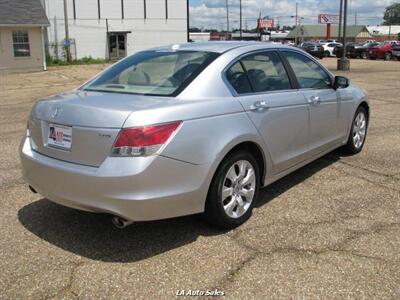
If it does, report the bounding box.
[353,111,367,149]
[221,160,256,219]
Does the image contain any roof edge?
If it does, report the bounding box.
[0,24,49,27]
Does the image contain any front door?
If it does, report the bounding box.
[282,51,341,155]
[108,33,127,60]
[226,51,310,174]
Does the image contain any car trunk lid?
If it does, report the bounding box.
[28,90,169,167]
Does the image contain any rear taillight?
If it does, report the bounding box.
[111,121,182,157]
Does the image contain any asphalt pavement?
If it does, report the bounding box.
[0,58,399,299]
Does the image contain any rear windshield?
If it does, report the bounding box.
[83,50,219,96]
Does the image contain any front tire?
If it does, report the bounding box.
[343,106,368,154]
[204,150,260,229]
[384,52,392,61]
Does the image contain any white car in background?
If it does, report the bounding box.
[322,42,342,57]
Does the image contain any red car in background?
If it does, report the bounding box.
[368,42,394,60]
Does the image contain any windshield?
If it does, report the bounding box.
[83,50,219,96]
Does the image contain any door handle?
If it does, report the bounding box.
[250,100,269,111]
[308,96,320,105]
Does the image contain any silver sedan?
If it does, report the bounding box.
[20,42,369,228]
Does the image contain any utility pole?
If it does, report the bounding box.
[239,0,242,39]
[354,12,357,25]
[225,0,229,40]
[338,0,350,70]
[295,2,298,44]
[342,0,348,55]
[338,0,343,42]
[63,0,72,63]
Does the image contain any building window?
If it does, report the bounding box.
[12,31,30,57]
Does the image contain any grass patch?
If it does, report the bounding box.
[47,56,109,66]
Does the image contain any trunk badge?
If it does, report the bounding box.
[51,107,62,119]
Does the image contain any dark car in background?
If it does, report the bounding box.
[334,42,380,59]
[334,43,356,58]
[299,42,324,59]
[350,42,380,59]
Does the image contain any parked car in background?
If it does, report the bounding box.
[392,43,400,61]
[299,42,324,59]
[334,43,356,58]
[348,42,381,59]
[317,39,338,44]
[322,42,342,57]
[19,42,369,229]
[368,42,394,60]
[384,40,400,46]
[334,42,380,59]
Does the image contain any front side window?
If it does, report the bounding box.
[283,51,332,89]
[84,50,219,96]
[12,31,30,57]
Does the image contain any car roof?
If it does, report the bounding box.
[150,41,289,54]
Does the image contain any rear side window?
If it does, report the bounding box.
[225,61,252,94]
[283,51,332,89]
[226,51,291,94]
[241,52,291,93]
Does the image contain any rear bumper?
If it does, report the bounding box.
[20,135,210,221]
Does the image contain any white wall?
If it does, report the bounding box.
[44,0,187,59]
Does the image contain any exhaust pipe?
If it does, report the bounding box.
[29,185,37,194]
[111,216,134,229]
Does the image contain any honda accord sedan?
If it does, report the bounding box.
[20,42,369,228]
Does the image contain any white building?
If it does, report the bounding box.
[189,32,210,42]
[43,0,188,60]
[366,25,400,36]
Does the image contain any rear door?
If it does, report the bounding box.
[225,50,310,174]
[282,51,341,155]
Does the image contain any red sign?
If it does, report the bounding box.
[259,18,274,29]
[318,14,339,24]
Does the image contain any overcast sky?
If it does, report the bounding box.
[189,0,395,30]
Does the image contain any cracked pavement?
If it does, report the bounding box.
[0,59,399,299]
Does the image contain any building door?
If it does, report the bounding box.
[108,33,127,60]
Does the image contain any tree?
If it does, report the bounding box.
[383,3,400,25]
[189,27,201,33]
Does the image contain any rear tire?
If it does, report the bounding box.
[342,106,368,154]
[204,150,260,229]
[324,51,330,57]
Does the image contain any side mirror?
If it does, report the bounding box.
[333,76,349,90]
